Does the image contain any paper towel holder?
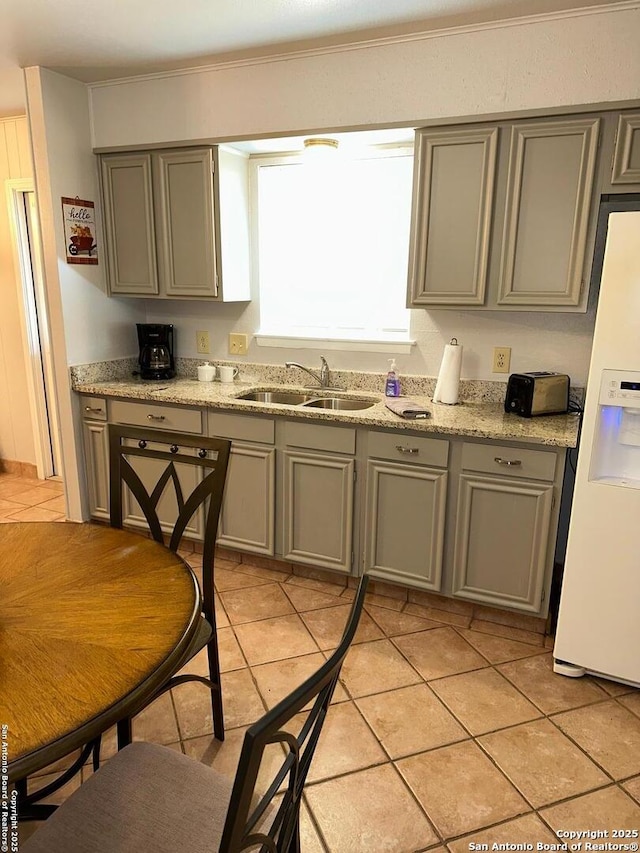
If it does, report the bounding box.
[432,337,463,406]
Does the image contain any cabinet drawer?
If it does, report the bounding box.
[461,442,557,482]
[80,396,108,421]
[368,431,449,467]
[208,411,274,444]
[109,399,203,434]
[282,421,355,455]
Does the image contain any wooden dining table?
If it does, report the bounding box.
[0,521,202,782]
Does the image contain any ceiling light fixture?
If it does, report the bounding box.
[303,137,339,151]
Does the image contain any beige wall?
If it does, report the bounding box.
[25,67,146,518]
[90,6,640,148]
[87,6,640,386]
[0,116,36,467]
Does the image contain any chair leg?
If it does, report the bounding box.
[92,736,102,771]
[207,638,225,742]
[117,717,132,750]
[288,817,302,853]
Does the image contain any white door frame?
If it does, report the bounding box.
[6,178,62,480]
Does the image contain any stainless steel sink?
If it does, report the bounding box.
[302,397,376,411]
[236,388,378,410]
[236,390,316,405]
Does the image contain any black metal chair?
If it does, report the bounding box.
[108,423,231,747]
[22,575,369,853]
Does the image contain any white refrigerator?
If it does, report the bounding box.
[554,201,640,688]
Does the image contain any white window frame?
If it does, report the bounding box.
[250,144,415,354]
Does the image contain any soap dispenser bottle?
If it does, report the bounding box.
[385,359,401,397]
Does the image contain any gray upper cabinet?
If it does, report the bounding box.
[153,149,218,298]
[101,154,158,295]
[611,112,640,186]
[497,117,600,308]
[408,114,601,312]
[100,146,250,301]
[408,127,498,306]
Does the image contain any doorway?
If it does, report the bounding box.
[6,179,62,480]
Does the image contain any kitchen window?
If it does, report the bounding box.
[252,146,414,352]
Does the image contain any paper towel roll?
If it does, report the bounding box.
[433,339,462,405]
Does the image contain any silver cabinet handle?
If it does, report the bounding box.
[396,445,419,455]
[147,414,166,421]
[84,406,104,414]
[494,456,522,466]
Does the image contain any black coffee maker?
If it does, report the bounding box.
[137,323,176,380]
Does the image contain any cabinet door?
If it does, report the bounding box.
[497,117,599,307]
[82,420,110,520]
[611,112,640,185]
[452,474,553,613]
[408,127,497,306]
[282,450,354,573]
[364,459,447,590]
[217,443,275,556]
[154,149,218,298]
[100,154,158,295]
[120,438,204,540]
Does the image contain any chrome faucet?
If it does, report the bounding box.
[285,356,331,389]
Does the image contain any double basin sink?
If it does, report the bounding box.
[235,388,378,411]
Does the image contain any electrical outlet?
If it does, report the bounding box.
[493,346,511,374]
[196,331,210,354]
[228,333,248,355]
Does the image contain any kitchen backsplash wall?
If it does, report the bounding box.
[142,292,597,387]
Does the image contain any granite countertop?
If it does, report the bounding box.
[73,376,581,448]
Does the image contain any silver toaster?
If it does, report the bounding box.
[504,372,570,417]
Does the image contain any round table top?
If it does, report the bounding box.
[0,522,201,781]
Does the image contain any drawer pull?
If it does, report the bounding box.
[396,445,419,455]
[494,456,522,467]
[84,406,103,414]
[147,414,166,421]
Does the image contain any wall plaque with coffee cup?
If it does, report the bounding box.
[218,365,239,383]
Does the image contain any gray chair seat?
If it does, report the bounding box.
[22,742,232,853]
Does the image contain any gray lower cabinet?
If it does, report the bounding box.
[408,114,600,312]
[120,436,204,540]
[100,146,250,301]
[363,431,448,590]
[208,412,276,556]
[79,397,566,617]
[82,418,110,521]
[280,421,356,574]
[84,397,207,539]
[451,442,557,614]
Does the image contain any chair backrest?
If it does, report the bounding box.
[108,423,231,622]
[219,574,369,853]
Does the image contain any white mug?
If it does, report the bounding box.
[218,365,239,383]
[197,362,216,382]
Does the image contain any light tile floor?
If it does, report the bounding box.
[11,471,640,851]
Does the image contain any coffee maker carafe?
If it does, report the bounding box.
[137,324,175,380]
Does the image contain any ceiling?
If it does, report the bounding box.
[0,0,628,116]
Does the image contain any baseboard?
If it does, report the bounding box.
[0,459,38,478]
